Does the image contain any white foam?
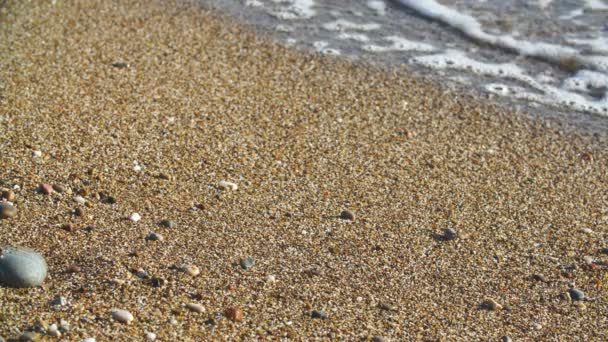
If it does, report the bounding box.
[411,50,608,114]
[245,0,263,7]
[396,0,606,72]
[559,8,584,20]
[569,36,608,54]
[583,0,608,10]
[366,0,387,16]
[269,0,316,20]
[313,41,341,55]
[337,32,370,42]
[363,36,435,53]
[537,0,553,9]
[322,19,381,32]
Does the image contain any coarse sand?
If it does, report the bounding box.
[1,0,608,340]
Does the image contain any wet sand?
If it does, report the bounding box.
[1,0,607,340]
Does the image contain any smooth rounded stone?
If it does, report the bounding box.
[185,303,205,313]
[74,207,84,217]
[339,210,354,220]
[145,332,157,341]
[443,228,458,240]
[267,274,276,283]
[32,150,42,157]
[569,288,585,301]
[145,232,164,242]
[110,309,134,324]
[52,184,66,193]
[50,295,67,306]
[0,246,48,287]
[601,247,608,255]
[500,336,512,342]
[73,196,86,204]
[218,180,238,190]
[239,256,254,269]
[311,310,328,319]
[159,219,176,228]
[38,183,54,195]
[371,337,385,342]
[0,202,17,219]
[481,299,502,311]
[18,331,39,341]
[1,189,15,201]
[182,265,200,277]
[82,338,96,342]
[128,212,141,222]
[225,306,244,321]
[47,324,61,337]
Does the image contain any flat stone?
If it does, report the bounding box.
[0,202,17,219]
[239,256,254,269]
[0,246,48,287]
[50,295,67,306]
[182,265,200,277]
[339,210,354,220]
[311,310,328,319]
[569,288,585,301]
[443,228,458,240]
[38,183,54,195]
[185,303,205,313]
[145,332,157,341]
[145,232,164,242]
[110,309,134,324]
[159,219,177,228]
[218,180,238,190]
[128,212,141,222]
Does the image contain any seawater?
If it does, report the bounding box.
[200,0,608,132]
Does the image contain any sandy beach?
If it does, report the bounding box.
[1,0,607,340]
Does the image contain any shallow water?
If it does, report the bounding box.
[200,0,608,134]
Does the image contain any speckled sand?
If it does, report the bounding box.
[1,0,608,340]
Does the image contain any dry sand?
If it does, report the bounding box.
[1,0,608,340]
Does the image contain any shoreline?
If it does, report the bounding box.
[1,0,607,340]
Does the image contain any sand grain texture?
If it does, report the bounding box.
[0,0,607,340]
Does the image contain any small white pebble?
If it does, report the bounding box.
[267,274,276,283]
[82,338,96,342]
[581,228,594,235]
[169,317,178,325]
[183,265,200,277]
[73,196,86,204]
[583,256,594,265]
[145,332,157,341]
[47,324,61,337]
[13,184,20,190]
[218,180,238,190]
[129,212,141,222]
[32,150,42,157]
[185,303,206,313]
[133,165,142,172]
[111,309,134,324]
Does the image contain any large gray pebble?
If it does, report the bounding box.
[0,246,48,287]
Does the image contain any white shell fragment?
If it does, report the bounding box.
[218,180,238,190]
[128,212,142,222]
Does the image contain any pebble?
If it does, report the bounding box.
[0,246,48,287]
[159,219,177,228]
[568,288,585,301]
[185,303,205,313]
[47,324,61,337]
[500,336,512,342]
[339,210,354,220]
[74,207,84,217]
[50,295,67,306]
[52,184,66,193]
[481,299,502,311]
[601,247,608,254]
[371,337,385,342]
[0,202,17,219]
[443,227,458,240]
[73,196,86,204]
[128,212,141,222]
[133,165,142,172]
[145,332,157,341]
[267,274,276,283]
[82,338,96,342]
[32,150,42,157]
[225,306,244,321]
[151,277,165,287]
[59,319,70,332]
[19,332,39,341]
[145,232,164,242]
[218,180,238,190]
[1,189,15,201]
[239,256,254,269]
[183,265,200,277]
[110,309,134,324]
[38,183,54,195]
[311,310,328,319]
[581,228,594,235]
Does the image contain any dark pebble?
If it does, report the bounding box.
[160,219,177,229]
[443,228,458,240]
[311,310,328,319]
[371,337,385,342]
[600,248,608,255]
[1,189,15,201]
[569,288,585,301]
[74,207,84,217]
[239,256,254,269]
[38,183,53,195]
[500,336,512,342]
[339,210,354,220]
[151,277,166,288]
[52,184,66,193]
